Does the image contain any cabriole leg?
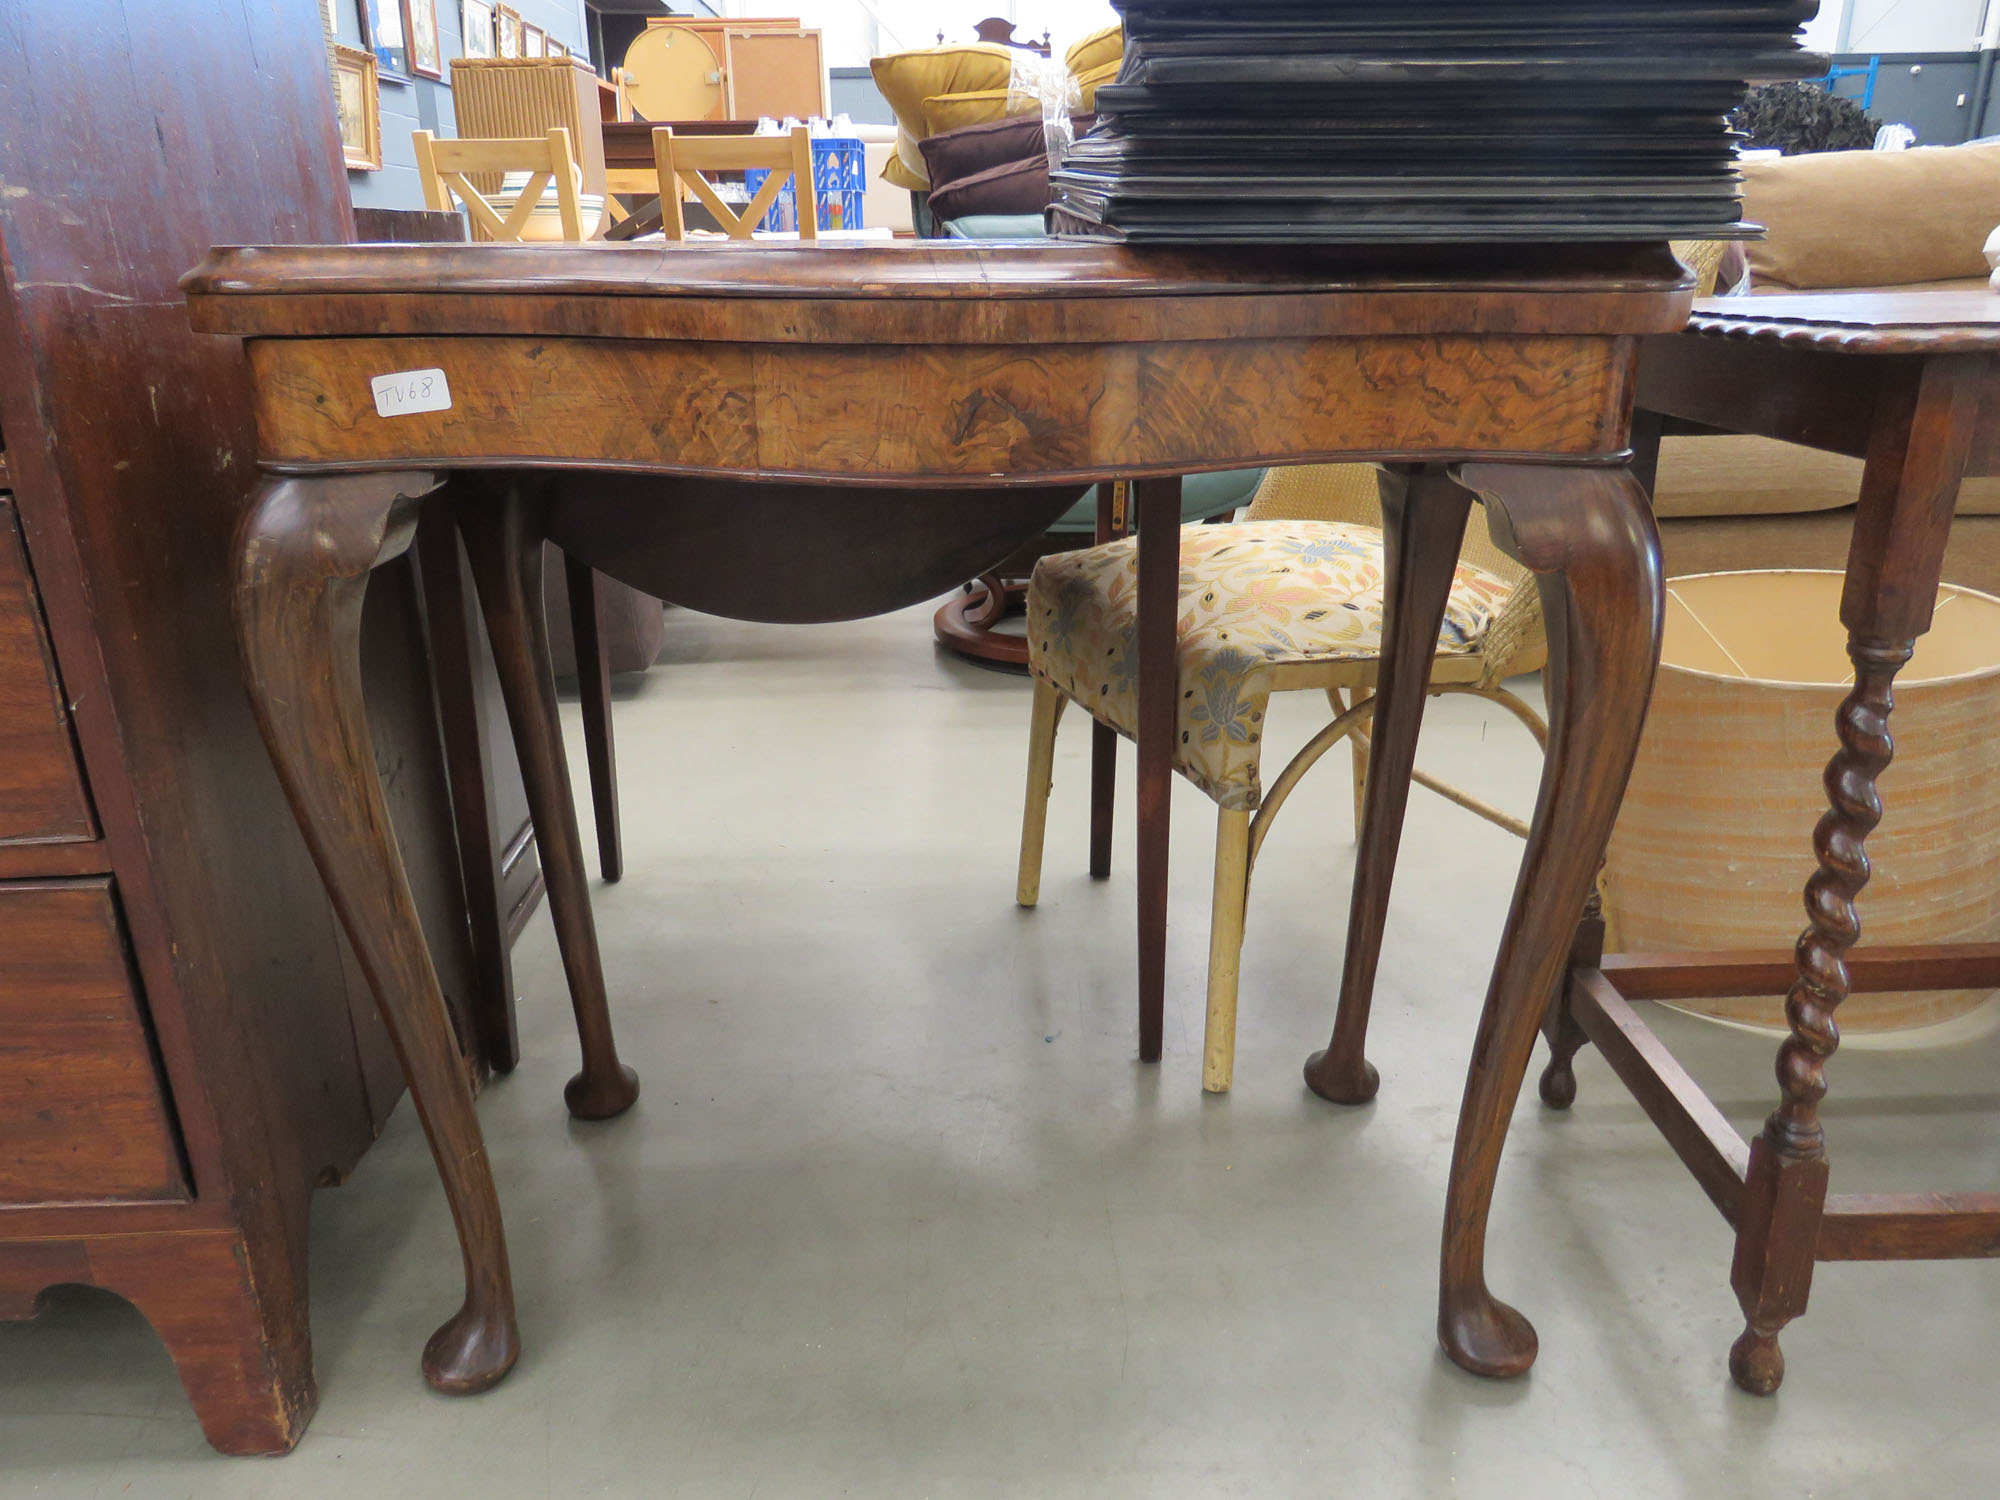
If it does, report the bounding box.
[234,472,519,1395]
[1433,462,1664,1378]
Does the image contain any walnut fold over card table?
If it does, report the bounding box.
[181,239,1690,1394]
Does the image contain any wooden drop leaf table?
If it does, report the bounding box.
[1544,289,2000,1393]
[181,239,1691,1393]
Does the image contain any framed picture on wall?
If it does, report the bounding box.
[403,0,444,79]
[545,38,567,59]
[521,23,545,58]
[495,3,522,59]
[332,45,383,171]
[362,0,410,81]
[461,0,494,59]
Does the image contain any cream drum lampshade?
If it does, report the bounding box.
[1603,570,2000,1033]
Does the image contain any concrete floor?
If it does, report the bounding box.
[5,601,2000,1498]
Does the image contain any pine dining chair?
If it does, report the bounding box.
[413,126,596,242]
[650,124,818,240]
[412,123,625,879]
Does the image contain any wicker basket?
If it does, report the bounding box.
[1604,570,2000,1032]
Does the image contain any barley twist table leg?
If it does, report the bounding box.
[1728,351,1978,1394]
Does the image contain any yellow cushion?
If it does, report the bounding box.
[920,88,1038,139]
[1027,521,1515,811]
[871,44,1017,188]
[1741,143,2000,291]
[1074,60,1120,112]
[1065,23,1123,76]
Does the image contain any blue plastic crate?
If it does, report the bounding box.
[745,137,867,234]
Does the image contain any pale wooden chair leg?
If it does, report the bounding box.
[1017,678,1066,907]
[1327,687,1371,834]
[1202,807,1253,1094]
[1350,724,1371,834]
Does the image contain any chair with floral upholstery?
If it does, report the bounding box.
[1014,462,1545,1095]
[1014,241,1727,1096]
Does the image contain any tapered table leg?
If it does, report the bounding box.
[1728,353,1980,1394]
[234,473,519,1395]
[458,482,639,1122]
[1090,481,1125,881]
[415,507,522,1076]
[1433,462,1664,1378]
[565,554,624,884]
[1305,465,1472,1105]
[1133,476,1183,1064]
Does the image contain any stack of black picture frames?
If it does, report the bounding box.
[1050,0,1824,243]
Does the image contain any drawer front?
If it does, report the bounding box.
[0,500,95,843]
[0,880,189,1205]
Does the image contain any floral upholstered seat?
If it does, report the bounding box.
[1015,465,1552,1097]
[1025,520,1516,813]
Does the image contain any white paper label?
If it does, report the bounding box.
[370,368,452,418]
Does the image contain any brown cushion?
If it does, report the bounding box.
[920,112,1094,192]
[1741,143,2000,290]
[927,154,1050,222]
[870,44,1017,188]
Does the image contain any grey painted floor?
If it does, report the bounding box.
[5,601,1999,1499]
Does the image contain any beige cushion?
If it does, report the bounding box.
[1749,276,1993,296]
[871,44,1018,189]
[1653,434,2000,518]
[1065,23,1122,76]
[1653,435,1863,518]
[1960,480,2000,514]
[1741,144,2000,291]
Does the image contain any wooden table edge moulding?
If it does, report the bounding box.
[181,238,1692,1394]
[1534,289,2000,1394]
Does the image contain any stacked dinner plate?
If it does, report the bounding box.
[1050,0,1823,243]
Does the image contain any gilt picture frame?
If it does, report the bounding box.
[332,45,383,171]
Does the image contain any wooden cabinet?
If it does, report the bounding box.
[0,880,187,1206]
[0,0,538,1456]
[0,501,93,844]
